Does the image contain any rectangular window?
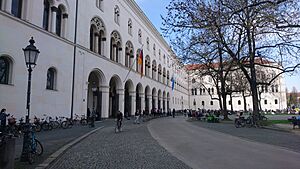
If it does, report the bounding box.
[264,100,268,105]
[194,88,197,95]
[210,101,213,105]
[229,100,231,105]
[11,0,22,18]
[275,99,278,105]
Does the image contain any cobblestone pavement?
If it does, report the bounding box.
[14,120,111,169]
[48,119,191,169]
[188,119,300,153]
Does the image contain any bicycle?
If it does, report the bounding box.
[22,123,43,164]
[61,117,74,129]
[115,119,122,133]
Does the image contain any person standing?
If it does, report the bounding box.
[172,108,176,118]
[0,108,10,132]
[90,109,96,128]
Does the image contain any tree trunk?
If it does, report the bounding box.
[242,91,247,112]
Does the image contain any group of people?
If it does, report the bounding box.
[184,108,221,120]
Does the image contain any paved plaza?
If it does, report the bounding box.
[48,119,190,169]
[12,116,300,169]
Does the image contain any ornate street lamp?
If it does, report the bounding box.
[20,37,40,162]
[91,82,101,121]
[91,82,97,111]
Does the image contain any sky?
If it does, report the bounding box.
[134,0,300,92]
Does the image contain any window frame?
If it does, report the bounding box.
[46,68,57,90]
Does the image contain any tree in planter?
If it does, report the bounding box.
[163,0,300,116]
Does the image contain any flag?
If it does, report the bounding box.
[138,49,143,77]
[171,75,175,91]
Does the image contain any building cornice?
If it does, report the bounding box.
[124,0,172,53]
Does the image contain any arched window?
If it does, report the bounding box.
[238,100,241,105]
[56,6,63,36]
[275,99,278,105]
[158,49,161,60]
[136,49,143,73]
[90,17,106,55]
[0,57,12,84]
[167,71,170,86]
[110,31,122,63]
[210,101,213,105]
[145,55,151,77]
[128,19,132,35]
[163,67,166,84]
[146,37,149,50]
[125,41,134,68]
[138,29,142,44]
[90,25,96,51]
[152,60,157,80]
[158,64,162,82]
[43,0,50,30]
[46,68,56,90]
[11,0,22,18]
[114,5,120,25]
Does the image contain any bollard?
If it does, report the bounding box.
[0,136,16,169]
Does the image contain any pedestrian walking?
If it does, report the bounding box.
[172,108,176,118]
[134,110,140,124]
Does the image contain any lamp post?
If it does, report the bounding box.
[20,37,40,162]
[92,82,101,120]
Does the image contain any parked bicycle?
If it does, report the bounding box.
[61,117,74,129]
[21,123,43,164]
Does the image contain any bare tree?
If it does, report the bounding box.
[163,0,300,116]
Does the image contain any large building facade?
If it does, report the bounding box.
[187,63,287,112]
[0,0,189,119]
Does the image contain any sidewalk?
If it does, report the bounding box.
[264,123,300,135]
[14,120,112,169]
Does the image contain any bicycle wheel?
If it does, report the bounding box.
[34,139,44,156]
[61,121,68,129]
[28,152,34,164]
[80,119,88,126]
[50,121,60,129]
[234,119,241,128]
[35,124,41,132]
[41,123,50,131]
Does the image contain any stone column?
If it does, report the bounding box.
[140,93,145,112]
[148,94,152,112]
[4,0,12,13]
[101,86,109,118]
[62,13,68,38]
[50,6,57,33]
[94,33,99,54]
[154,96,158,110]
[117,89,124,113]
[130,91,136,116]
